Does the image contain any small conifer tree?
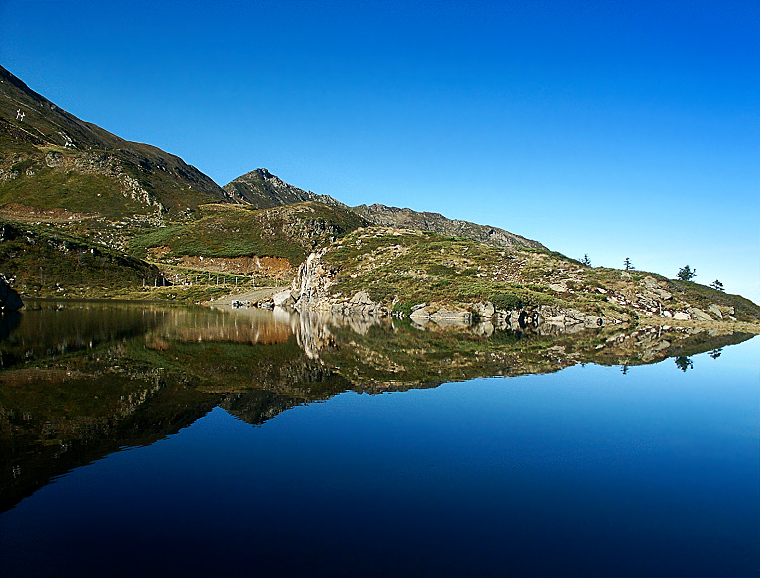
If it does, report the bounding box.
[677,265,696,281]
[710,279,724,291]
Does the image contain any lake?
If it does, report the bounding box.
[0,301,757,577]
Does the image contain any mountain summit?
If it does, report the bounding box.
[223,168,344,209]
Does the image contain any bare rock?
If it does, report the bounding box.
[708,304,723,319]
[472,301,495,319]
[273,289,295,308]
[688,307,713,322]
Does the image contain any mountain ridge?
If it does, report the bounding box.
[225,167,546,250]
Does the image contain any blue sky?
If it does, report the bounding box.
[1,0,758,301]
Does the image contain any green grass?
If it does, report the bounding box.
[324,228,565,310]
[129,202,366,265]
[0,219,159,298]
[0,166,151,219]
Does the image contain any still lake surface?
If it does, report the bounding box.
[0,300,757,577]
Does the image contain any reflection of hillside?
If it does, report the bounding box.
[151,307,296,346]
[0,300,169,368]
[1,302,755,517]
[306,316,756,392]
[0,368,220,513]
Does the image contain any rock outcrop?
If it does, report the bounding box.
[273,250,388,318]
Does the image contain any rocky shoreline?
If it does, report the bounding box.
[244,250,759,335]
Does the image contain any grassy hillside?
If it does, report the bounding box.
[319,227,760,324]
[128,201,368,266]
[0,65,230,218]
[0,219,159,298]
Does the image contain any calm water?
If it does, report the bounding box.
[0,301,757,577]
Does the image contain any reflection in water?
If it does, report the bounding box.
[675,355,694,371]
[0,311,22,344]
[0,300,755,516]
[0,300,757,577]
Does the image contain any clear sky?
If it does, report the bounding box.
[1,0,758,302]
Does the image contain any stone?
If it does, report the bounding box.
[673,312,690,320]
[430,308,472,324]
[689,307,713,322]
[273,289,295,308]
[350,290,372,305]
[410,308,430,321]
[471,301,495,319]
[708,304,723,319]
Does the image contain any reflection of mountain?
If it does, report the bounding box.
[150,307,295,346]
[0,310,21,343]
[0,302,755,515]
[0,369,220,512]
[0,300,168,368]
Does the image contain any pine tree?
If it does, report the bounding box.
[677,265,696,281]
[623,257,634,271]
[709,279,724,291]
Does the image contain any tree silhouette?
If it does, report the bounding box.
[623,257,634,271]
[710,279,724,291]
[675,356,694,372]
[677,265,696,280]
[581,254,591,266]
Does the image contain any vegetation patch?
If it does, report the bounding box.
[129,201,366,266]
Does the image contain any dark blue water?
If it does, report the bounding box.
[1,333,757,577]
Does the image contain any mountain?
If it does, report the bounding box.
[352,203,546,250]
[0,64,234,220]
[1,65,757,325]
[224,168,344,209]
[226,168,545,250]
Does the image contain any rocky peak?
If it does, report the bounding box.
[224,168,345,209]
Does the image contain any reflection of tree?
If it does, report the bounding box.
[675,356,694,372]
[708,348,722,359]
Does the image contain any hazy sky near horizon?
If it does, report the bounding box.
[1,0,758,301]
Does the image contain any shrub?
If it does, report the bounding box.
[491,293,524,310]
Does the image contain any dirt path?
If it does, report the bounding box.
[215,286,288,307]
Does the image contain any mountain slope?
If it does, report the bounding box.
[0,65,234,219]
[128,201,368,267]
